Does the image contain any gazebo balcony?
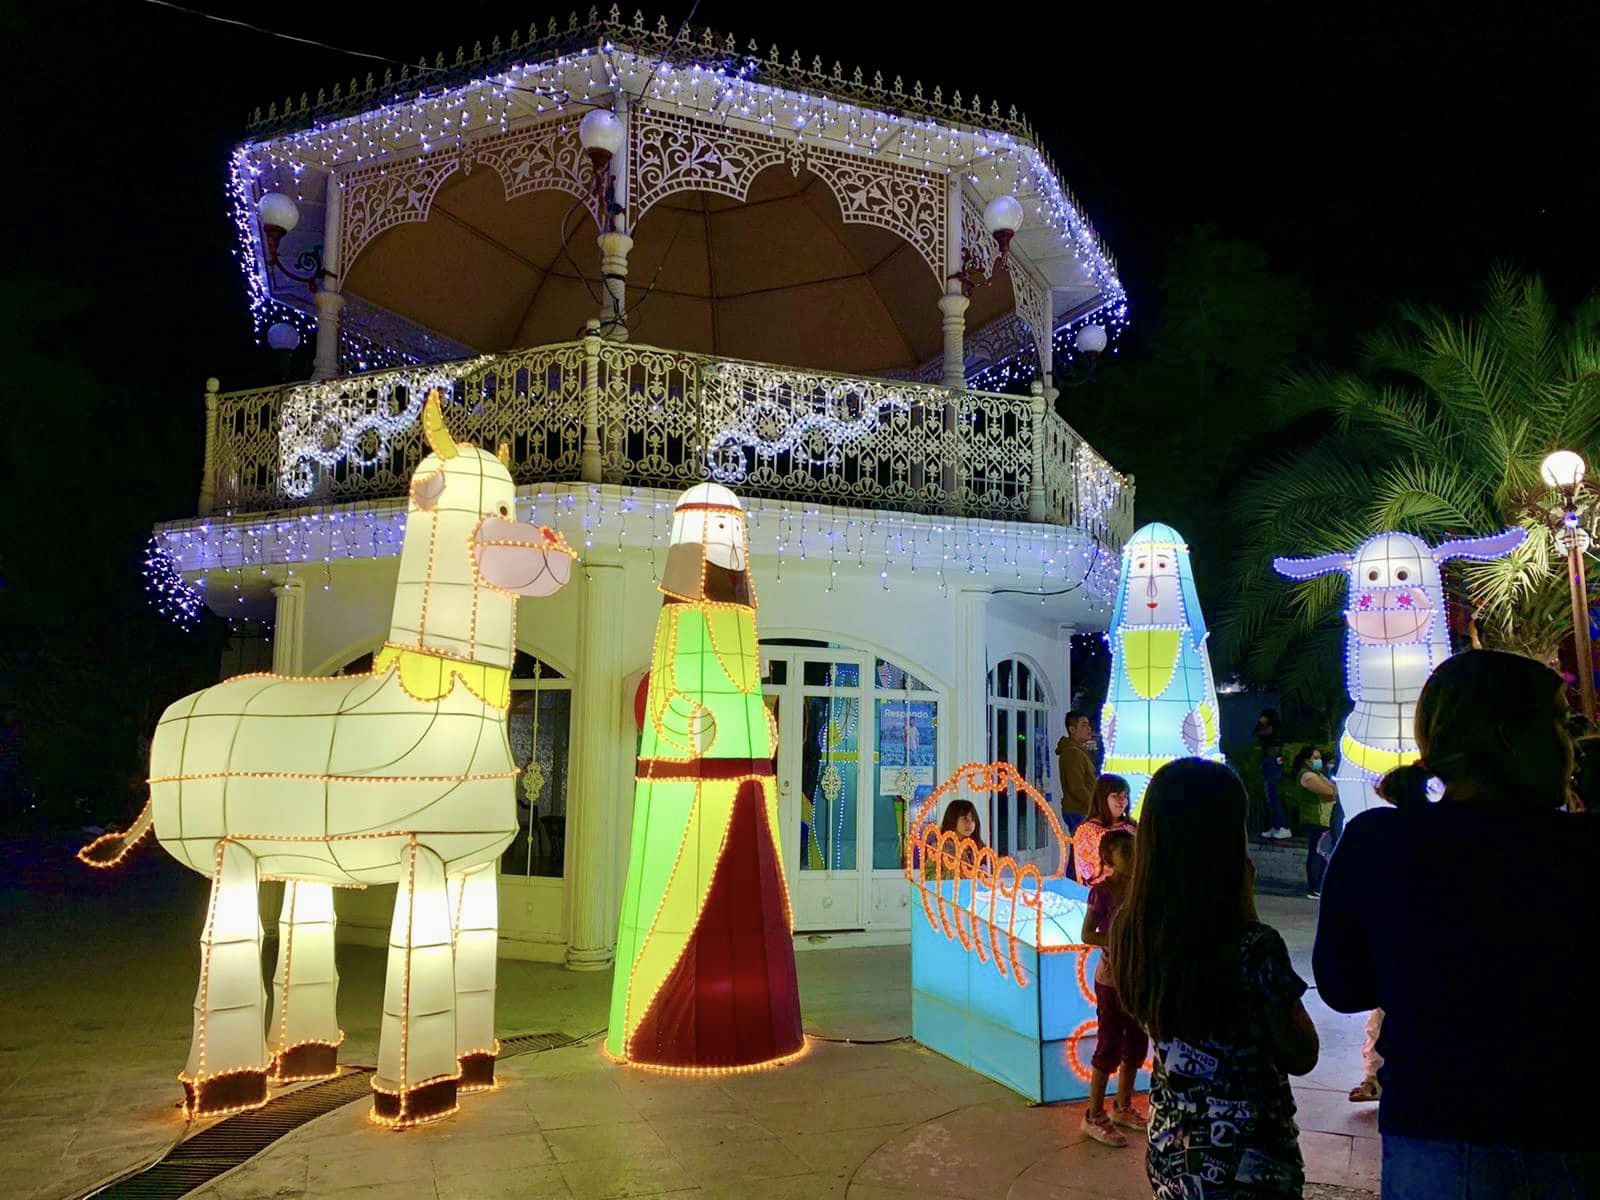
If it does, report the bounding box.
[201,334,1133,549]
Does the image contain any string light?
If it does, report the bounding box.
[226,12,1124,368]
[143,535,204,628]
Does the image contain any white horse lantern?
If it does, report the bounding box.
[82,392,575,1126]
[1273,528,1525,820]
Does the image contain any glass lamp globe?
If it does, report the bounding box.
[578,109,624,156]
[266,322,302,351]
[982,194,1024,236]
[1074,324,1109,355]
[1541,449,1586,491]
[257,192,300,234]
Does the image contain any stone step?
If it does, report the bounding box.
[1251,836,1316,894]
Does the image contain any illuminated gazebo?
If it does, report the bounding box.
[154,8,1135,973]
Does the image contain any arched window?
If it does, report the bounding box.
[503,652,573,878]
[986,657,1054,856]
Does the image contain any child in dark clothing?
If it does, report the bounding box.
[1079,827,1147,1147]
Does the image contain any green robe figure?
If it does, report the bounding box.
[606,483,803,1070]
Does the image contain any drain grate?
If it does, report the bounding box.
[90,1069,373,1199]
[499,1030,577,1056]
[87,1032,580,1199]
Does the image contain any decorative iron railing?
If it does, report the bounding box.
[202,338,1133,547]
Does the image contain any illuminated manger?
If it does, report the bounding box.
[905,762,1148,1102]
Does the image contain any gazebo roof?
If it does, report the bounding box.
[234,8,1126,379]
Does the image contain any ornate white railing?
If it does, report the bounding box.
[202,338,1132,547]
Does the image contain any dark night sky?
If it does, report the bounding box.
[13,0,1600,508]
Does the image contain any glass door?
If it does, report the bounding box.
[765,645,943,933]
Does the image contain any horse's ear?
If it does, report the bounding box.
[410,468,445,511]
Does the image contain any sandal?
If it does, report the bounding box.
[1110,1103,1148,1131]
[1348,1078,1381,1102]
[1081,1111,1129,1147]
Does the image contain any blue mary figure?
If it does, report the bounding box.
[1101,523,1222,814]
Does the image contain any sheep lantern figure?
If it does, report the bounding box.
[80,391,576,1127]
[1273,528,1525,819]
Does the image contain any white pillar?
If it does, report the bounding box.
[200,377,221,516]
[597,231,634,341]
[310,277,343,381]
[953,587,989,770]
[271,580,305,675]
[1028,381,1048,522]
[566,554,625,970]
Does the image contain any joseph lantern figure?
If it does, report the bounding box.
[607,483,804,1071]
[1101,522,1222,813]
[80,393,575,1127]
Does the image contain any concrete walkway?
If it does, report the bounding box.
[1,837,1379,1199]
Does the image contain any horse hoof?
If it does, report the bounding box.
[271,1041,340,1083]
[371,1075,459,1127]
[458,1051,496,1093]
[182,1069,270,1118]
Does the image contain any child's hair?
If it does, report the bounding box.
[939,798,984,848]
[1087,774,1131,826]
[1376,764,1430,811]
[1110,758,1250,1042]
[1098,827,1135,871]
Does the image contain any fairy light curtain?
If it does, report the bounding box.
[607,483,804,1073]
[1101,523,1222,813]
[1274,528,1526,819]
[905,762,1148,1102]
[79,393,576,1126]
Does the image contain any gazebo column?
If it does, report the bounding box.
[597,231,634,341]
[940,176,968,506]
[565,552,624,970]
[271,580,306,675]
[310,281,343,381]
[310,174,344,381]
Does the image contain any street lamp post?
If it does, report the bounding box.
[1540,450,1596,721]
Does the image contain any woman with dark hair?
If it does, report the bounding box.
[1072,773,1137,885]
[1291,746,1337,898]
[1111,758,1319,1198]
[1315,651,1600,1198]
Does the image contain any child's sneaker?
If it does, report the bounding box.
[1080,1111,1129,1147]
[1110,1103,1147,1131]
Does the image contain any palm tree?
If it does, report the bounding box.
[1216,267,1600,700]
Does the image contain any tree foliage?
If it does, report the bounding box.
[1215,267,1600,698]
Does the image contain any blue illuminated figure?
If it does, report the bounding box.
[1102,523,1222,813]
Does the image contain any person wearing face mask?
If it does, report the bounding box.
[1292,747,1337,898]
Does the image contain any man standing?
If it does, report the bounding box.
[1056,709,1097,834]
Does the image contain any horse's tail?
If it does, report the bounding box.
[78,799,155,869]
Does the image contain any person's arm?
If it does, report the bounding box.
[1312,812,1382,1013]
[1265,1000,1320,1077]
[1301,771,1338,798]
[1080,906,1108,948]
[1246,925,1319,1076]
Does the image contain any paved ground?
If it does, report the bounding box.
[1,836,1379,1199]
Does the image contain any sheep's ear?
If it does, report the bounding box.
[410,468,446,511]
[1273,552,1351,580]
[1432,527,1527,564]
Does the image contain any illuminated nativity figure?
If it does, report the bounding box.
[80,392,575,1126]
[1101,522,1223,813]
[607,482,804,1071]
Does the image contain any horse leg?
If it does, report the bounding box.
[373,839,458,1127]
[268,881,342,1083]
[449,861,500,1093]
[182,839,269,1117]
